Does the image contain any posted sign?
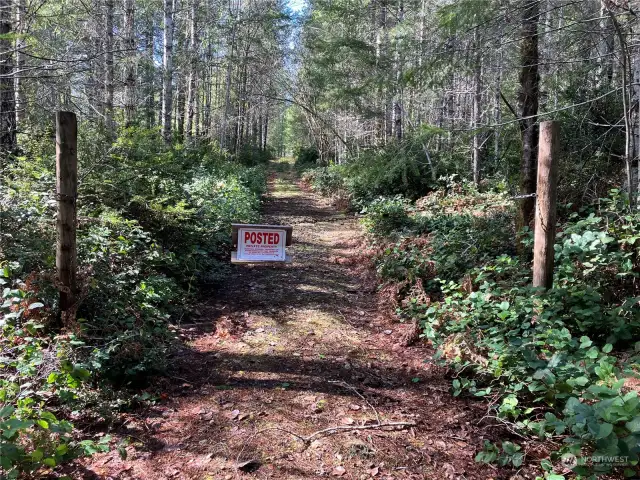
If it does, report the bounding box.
[231,224,292,263]
[238,227,286,261]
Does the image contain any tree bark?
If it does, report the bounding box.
[494,33,502,164]
[14,0,25,127]
[0,0,16,153]
[105,0,115,135]
[162,0,175,143]
[517,0,540,239]
[185,0,198,139]
[145,24,155,128]
[472,26,483,188]
[597,0,614,88]
[221,10,237,149]
[123,0,136,126]
[177,78,185,140]
[533,121,559,290]
[55,111,78,316]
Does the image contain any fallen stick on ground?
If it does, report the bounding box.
[303,421,417,444]
[328,379,381,424]
[247,421,417,452]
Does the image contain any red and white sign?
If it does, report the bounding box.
[237,227,287,262]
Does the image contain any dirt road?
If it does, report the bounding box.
[82,160,505,479]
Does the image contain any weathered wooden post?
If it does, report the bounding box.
[56,111,78,315]
[532,121,559,289]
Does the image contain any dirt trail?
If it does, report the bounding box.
[82,160,505,480]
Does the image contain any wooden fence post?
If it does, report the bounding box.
[56,111,78,315]
[532,121,559,289]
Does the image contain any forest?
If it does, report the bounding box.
[1,0,640,478]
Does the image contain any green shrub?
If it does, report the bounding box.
[235,143,273,166]
[396,192,640,476]
[301,137,438,207]
[409,258,640,476]
[76,217,181,380]
[374,238,433,283]
[0,125,268,476]
[1,271,110,477]
[309,165,347,196]
[343,139,437,203]
[360,196,411,236]
[294,146,319,169]
[416,210,516,283]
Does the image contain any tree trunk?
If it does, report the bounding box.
[55,111,78,317]
[185,0,197,140]
[0,0,16,153]
[105,0,115,135]
[123,0,136,126]
[263,113,269,151]
[472,26,483,187]
[394,102,402,141]
[532,121,559,289]
[221,17,237,149]
[177,79,185,140]
[392,0,403,141]
[145,24,155,128]
[203,45,212,137]
[635,52,640,189]
[162,0,175,143]
[95,34,105,118]
[517,0,540,238]
[14,0,25,127]
[597,0,614,88]
[494,33,503,164]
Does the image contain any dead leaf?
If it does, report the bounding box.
[332,466,346,476]
[228,409,240,420]
[368,466,379,476]
[348,404,361,411]
[341,417,355,425]
[383,330,392,335]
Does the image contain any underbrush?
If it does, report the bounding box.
[0,126,266,476]
[358,184,640,478]
[299,138,438,208]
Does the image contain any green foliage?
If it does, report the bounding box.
[307,165,347,196]
[0,125,267,476]
[301,137,438,207]
[294,146,320,169]
[374,238,433,284]
[341,140,435,204]
[360,196,411,236]
[351,185,640,476]
[475,440,524,468]
[1,272,110,477]
[413,210,515,283]
[235,143,274,166]
[371,189,515,285]
[398,192,640,476]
